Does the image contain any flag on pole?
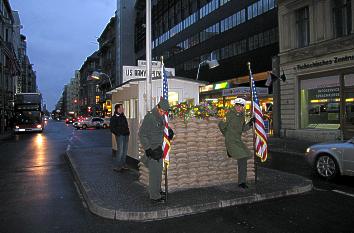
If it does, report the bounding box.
[250,69,268,162]
[161,62,171,166]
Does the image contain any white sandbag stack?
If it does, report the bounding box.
[138,117,255,192]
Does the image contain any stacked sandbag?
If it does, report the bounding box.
[138,117,255,192]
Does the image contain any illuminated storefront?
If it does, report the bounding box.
[280,52,354,141]
[199,72,274,134]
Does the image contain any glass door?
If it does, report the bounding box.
[342,74,354,139]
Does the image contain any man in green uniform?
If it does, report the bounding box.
[138,99,171,203]
[218,98,254,189]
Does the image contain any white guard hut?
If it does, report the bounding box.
[108,75,206,159]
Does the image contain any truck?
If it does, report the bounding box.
[14,93,44,133]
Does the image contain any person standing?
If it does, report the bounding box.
[218,98,254,189]
[110,104,130,172]
[138,99,173,203]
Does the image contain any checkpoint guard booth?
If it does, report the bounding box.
[109,62,256,192]
[108,64,205,160]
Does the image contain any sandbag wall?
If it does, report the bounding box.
[138,117,255,192]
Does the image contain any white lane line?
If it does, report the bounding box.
[332,189,354,198]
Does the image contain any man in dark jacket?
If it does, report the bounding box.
[110,104,130,172]
[138,99,172,203]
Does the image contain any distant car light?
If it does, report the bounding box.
[306,147,311,153]
[37,124,42,129]
[15,125,19,129]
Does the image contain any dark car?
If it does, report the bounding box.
[65,117,76,124]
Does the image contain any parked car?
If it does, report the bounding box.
[75,117,103,129]
[305,137,354,179]
[100,117,110,129]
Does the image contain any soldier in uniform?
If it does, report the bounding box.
[218,98,254,189]
[138,99,173,203]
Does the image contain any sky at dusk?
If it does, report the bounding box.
[11,0,116,111]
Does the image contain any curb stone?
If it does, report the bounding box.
[65,147,313,221]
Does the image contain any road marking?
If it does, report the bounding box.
[66,144,71,152]
[332,189,354,198]
[313,187,328,192]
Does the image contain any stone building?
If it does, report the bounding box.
[278,0,354,140]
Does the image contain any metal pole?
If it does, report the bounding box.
[146,0,152,112]
[247,62,258,184]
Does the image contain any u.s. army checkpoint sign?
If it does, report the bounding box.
[123,64,175,83]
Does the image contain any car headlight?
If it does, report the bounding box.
[306,147,311,153]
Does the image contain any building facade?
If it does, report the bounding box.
[66,71,80,116]
[116,0,135,85]
[278,0,354,141]
[79,52,100,116]
[133,0,278,134]
[0,0,23,132]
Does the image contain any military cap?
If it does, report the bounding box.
[158,99,170,111]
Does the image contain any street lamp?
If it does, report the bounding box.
[196,59,219,81]
[90,71,112,88]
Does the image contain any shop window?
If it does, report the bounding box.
[344,74,354,87]
[300,76,340,129]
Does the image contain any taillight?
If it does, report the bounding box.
[37,124,42,129]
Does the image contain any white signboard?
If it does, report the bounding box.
[137,60,161,67]
[222,87,269,96]
[123,66,175,83]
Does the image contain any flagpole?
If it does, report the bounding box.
[247,62,258,184]
[161,56,168,202]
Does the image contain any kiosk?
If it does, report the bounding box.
[108,76,206,159]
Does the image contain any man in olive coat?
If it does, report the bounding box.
[138,99,171,203]
[218,98,253,189]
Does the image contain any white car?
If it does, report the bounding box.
[100,117,110,129]
[305,137,354,179]
[75,117,104,129]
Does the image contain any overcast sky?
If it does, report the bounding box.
[11,0,116,111]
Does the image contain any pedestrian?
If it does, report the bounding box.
[110,104,130,172]
[218,98,254,189]
[138,99,174,203]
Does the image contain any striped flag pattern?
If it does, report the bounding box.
[249,69,268,162]
[161,62,171,166]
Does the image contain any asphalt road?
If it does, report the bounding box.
[0,120,353,233]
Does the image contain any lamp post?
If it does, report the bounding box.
[196,59,219,81]
[90,71,112,88]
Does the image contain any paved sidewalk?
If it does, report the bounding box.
[66,146,313,221]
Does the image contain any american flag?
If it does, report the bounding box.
[249,69,268,162]
[161,62,171,166]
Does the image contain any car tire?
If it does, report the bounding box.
[102,124,107,129]
[82,124,87,129]
[315,154,339,180]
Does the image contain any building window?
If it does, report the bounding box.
[333,0,352,38]
[296,6,310,48]
[300,76,340,129]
